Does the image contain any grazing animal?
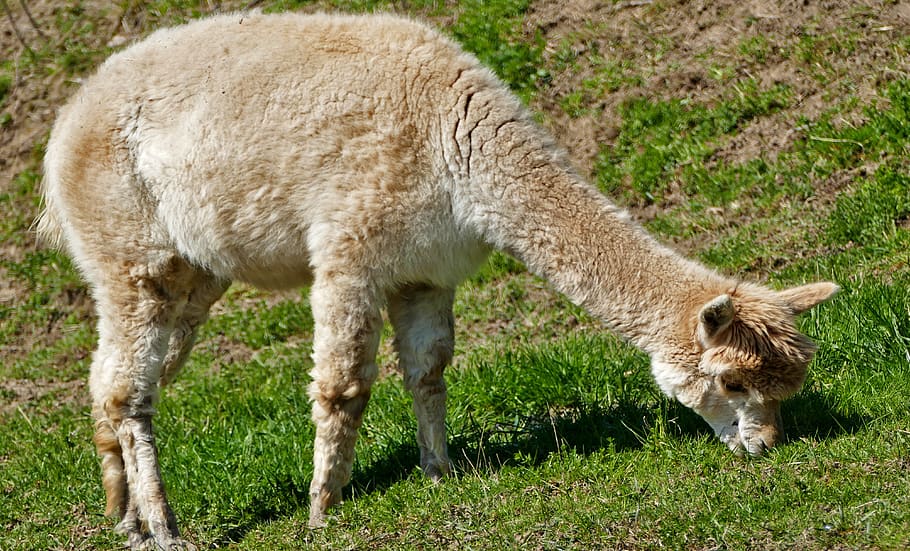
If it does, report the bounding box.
[38,11,838,549]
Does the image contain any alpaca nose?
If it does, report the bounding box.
[744,420,782,455]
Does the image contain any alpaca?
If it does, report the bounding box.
[38,11,838,549]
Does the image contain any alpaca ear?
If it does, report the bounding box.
[698,294,735,344]
[777,282,840,315]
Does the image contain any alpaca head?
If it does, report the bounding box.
[653,281,839,455]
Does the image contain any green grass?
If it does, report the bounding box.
[594,79,792,202]
[559,54,642,118]
[2,1,910,550]
[449,0,547,102]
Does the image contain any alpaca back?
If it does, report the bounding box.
[39,12,524,289]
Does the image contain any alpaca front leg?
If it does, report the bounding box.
[307,278,382,528]
[388,285,455,481]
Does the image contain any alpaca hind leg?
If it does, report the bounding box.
[307,275,382,528]
[88,257,198,550]
[90,338,129,520]
[388,284,455,481]
[159,274,230,386]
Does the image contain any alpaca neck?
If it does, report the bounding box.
[465,147,733,355]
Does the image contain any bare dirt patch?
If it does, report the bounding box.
[0,377,87,416]
[526,0,910,178]
[1,2,113,188]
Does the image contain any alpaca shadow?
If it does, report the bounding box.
[780,388,869,444]
[346,389,869,495]
[346,398,707,496]
[212,389,863,545]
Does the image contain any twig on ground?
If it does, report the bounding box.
[18,0,47,41]
[0,0,34,55]
[613,0,653,11]
[808,136,865,150]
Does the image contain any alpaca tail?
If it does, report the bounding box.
[33,129,70,252]
[34,201,66,250]
[33,175,67,251]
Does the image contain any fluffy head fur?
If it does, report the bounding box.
[652,282,837,455]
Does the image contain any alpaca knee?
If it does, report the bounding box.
[401,334,452,389]
[308,357,378,419]
[307,375,375,526]
[159,323,195,386]
[309,378,374,438]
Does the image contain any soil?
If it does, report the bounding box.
[525,0,909,182]
[4,0,905,192]
[0,377,86,415]
[1,0,908,404]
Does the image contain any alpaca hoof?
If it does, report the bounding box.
[125,532,197,551]
[308,509,328,529]
[423,459,452,482]
[144,536,198,551]
[426,466,445,483]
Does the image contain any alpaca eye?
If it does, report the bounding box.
[723,380,746,393]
